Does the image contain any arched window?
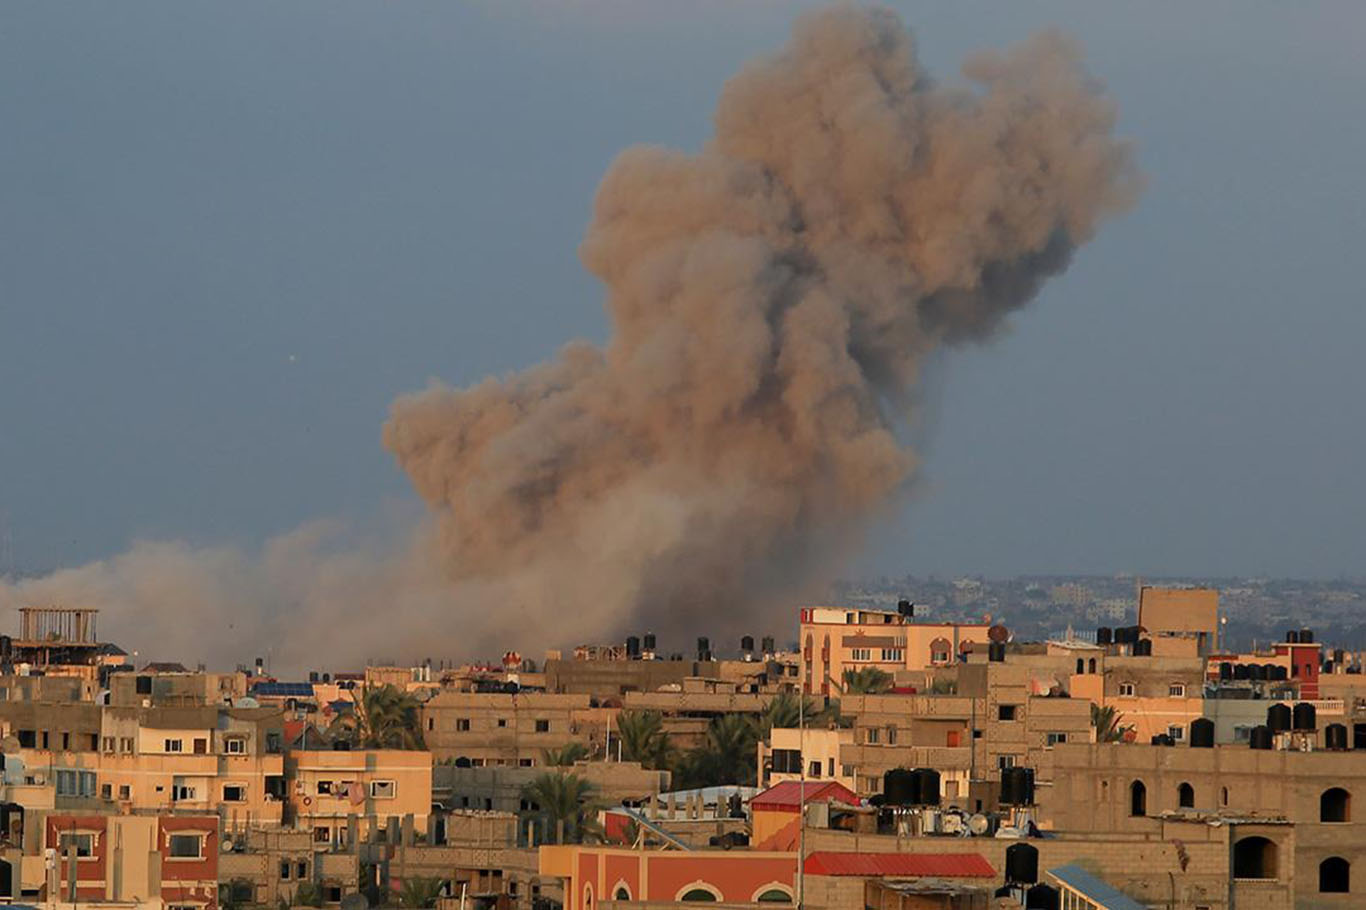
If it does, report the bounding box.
[1221,787,1229,807]
[612,882,632,901]
[1130,780,1147,817]
[1322,787,1351,823]
[1076,658,1084,674]
[753,885,794,903]
[680,888,719,902]
[1178,782,1195,809]
[1320,856,1350,893]
[1089,658,1097,674]
[1233,836,1278,880]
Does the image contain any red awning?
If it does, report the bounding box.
[803,851,996,878]
[751,781,859,810]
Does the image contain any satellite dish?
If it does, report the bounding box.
[968,814,990,835]
[942,814,964,834]
[988,625,1010,644]
[221,839,234,853]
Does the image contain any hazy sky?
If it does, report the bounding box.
[2,0,1363,582]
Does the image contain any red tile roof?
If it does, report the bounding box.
[751,781,859,810]
[803,851,996,878]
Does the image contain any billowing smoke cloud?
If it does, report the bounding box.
[1,5,1137,670]
[382,6,1139,649]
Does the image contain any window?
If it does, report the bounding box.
[807,760,821,778]
[223,784,246,802]
[680,887,720,902]
[172,784,197,801]
[771,749,801,774]
[1169,684,1186,698]
[1168,725,1185,742]
[296,861,307,880]
[1076,658,1084,674]
[1130,780,1147,817]
[998,705,1018,721]
[16,730,34,748]
[1088,658,1097,673]
[58,833,93,858]
[455,719,470,732]
[1321,787,1351,823]
[1232,836,1277,880]
[225,738,246,755]
[865,728,880,745]
[168,834,204,859]
[496,719,507,728]
[886,726,897,745]
[120,737,134,753]
[518,758,533,767]
[1046,732,1068,746]
[313,827,331,844]
[317,781,333,795]
[1178,782,1195,808]
[101,783,112,800]
[119,784,131,800]
[324,886,342,903]
[1118,683,1136,697]
[280,861,292,881]
[534,720,549,733]
[193,738,207,754]
[369,780,396,799]
[164,739,183,753]
[1233,725,1254,743]
[998,755,1016,770]
[266,732,283,753]
[756,888,793,902]
[851,648,871,662]
[1221,786,1228,807]
[55,770,96,797]
[880,648,903,662]
[931,650,950,664]
[614,886,631,900]
[102,737,116,753]
[1320,857,1350,894]
[827,758,835,777]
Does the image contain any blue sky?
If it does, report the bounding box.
[2,0,1363,580]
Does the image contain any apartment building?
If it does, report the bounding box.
[421,692,613,766]
[799,606,992,694]
[41,812,219,907]
[287,747,432,848]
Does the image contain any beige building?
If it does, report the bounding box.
[799,607,992,695]
[288,748,432,847]
[1138,586,1219,657]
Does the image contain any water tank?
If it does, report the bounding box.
[897,599,914,617]
[1334,648,1346,665]
[1150,734,1174,746]
[740,635,755,654]
[625,636,641,658]
[761,636,775,654]
[1272,665,1288,681]
[988,642,1006,663]
[1001,767,1034,806]
[696,637,710,660]
[1190,718,1215,748]
[1293,702,1317,731]
[643,632,657,651]
[1249,725,1273,750]
[1233,664,1249,680]
[1300,629,1314,644]
[1025,883,1060,910]
[1134,639,1152,657]
[1325,723,1348,751]
[1266,703,1292,733]
[917,768,941,806]
[883,769,917,806]
[1218,662,1233,681]
[1096,627,1113,646]
[1247,663,1265,681]
[1260,663,1278,680]
[1006,842,1039,885]
[1286,630,1299,644]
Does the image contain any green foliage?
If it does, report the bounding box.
[541,742,590,767]
[520,772,604,844]
[615,710,673,769]
[840,666,893,695]
[397,877,445,909]
[672,714,759,789]
[292,882,323,909]
[927,677,958,695]
[1091,703,1126,743]
[329,685,426,750]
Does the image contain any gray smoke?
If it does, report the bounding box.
[381,6,1140,650]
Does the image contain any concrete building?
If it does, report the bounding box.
[799,607,993,695]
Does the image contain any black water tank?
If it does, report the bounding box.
[740,635,755,654]
[1134,639,1152,657]
[761,636,775,654]
[1273,665,1288,681]
[697,637,710,660]
[1261,663,1279,680]
[1249,725,1273,750]
[1219,662,1233,681]
[1190,718,1215,748]
[135,676,152,695]
[1247,663,1265,681]
[883,769,917,806]
[1286,630,1300,644]
[1025,883,1060,910]
[1096,627,1113,646]
[1324,660,1335,674]
[917,768,941,806]
[1335,648,1346,665]
[988,642,1006,663]
[1151,734,1175,746]
[1300,629,1314,644]
[898,599,914,617]
[1267,703,1292,733]
[308,671,319,683]
[1233,664,1249,680]
[1001,767,1034,806]
[643,632,656,651]
[1006,842,1039,885]
[1293,702,1317,731]
[1325,723,1348,751]
[625,636,641,658]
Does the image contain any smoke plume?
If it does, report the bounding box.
[0,6,1138,669]
[382,6,1139,649]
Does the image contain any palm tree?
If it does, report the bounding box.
[332,685,426,750]
[541,742,590,767]
[675,714,759,788]
[840,667,893,695]
[520,772,604,844]
[1091,704,1126,743]
[615,710,673,769]
[397,878,444,909]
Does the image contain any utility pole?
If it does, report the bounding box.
[797,688,805,909]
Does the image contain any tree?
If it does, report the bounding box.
[1091,704,1126,743]
[291,883,323,909]
[615,710,673,769]
[397,878,445,909]
[758,691,842,734]
[541,742,590,767]
[674,714,758,788]
[521,772,604,844]
[840,667,893,695]
[330,685,426,750]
